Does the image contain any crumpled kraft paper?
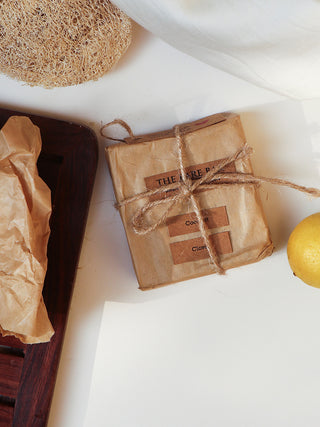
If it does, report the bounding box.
[0,116,54,344]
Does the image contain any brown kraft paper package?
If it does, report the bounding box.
[106,113,273,290]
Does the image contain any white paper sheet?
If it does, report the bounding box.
[86,271,320,427]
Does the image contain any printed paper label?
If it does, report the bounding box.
[170,232,233,265]
[166,206,229,237]
[144,159,236,200]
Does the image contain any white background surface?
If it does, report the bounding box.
[1,24,320,427]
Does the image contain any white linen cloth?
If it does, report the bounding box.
[113,0,320,99]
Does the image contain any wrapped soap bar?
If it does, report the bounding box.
[106,113,273,290]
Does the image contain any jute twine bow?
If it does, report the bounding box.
[101,120,320,275]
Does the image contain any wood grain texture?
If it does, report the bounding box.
[0,107,98,426]
[0,403,14,427]
[0,337,26,352]
[0,353,24,399]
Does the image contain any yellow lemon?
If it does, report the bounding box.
[287,213,320,288]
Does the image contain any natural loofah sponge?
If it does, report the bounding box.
[0,0,132,88]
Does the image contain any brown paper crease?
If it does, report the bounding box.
[0,116,54,344]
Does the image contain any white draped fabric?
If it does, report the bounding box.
[113,0,320,99]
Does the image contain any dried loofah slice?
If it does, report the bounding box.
[0,0,132,88]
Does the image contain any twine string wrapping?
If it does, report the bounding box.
[175,125,224,274]
[100,119,134,143]
[103,120,320,275]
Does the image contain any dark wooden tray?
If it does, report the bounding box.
[0,108,98,426]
